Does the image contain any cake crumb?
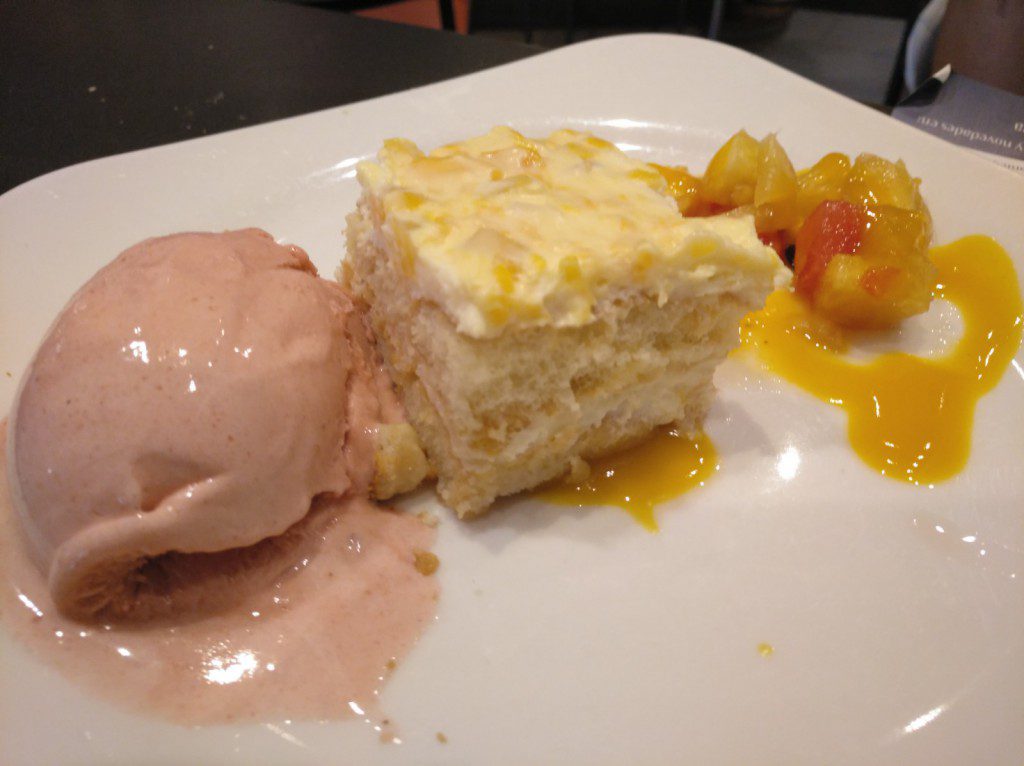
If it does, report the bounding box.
[436,732,448,744]
[417,511,439,528]
[377,718,400,744]
[4,371,11,378]
[413,550,439,576]
[568,456,591,483]
[385,658,397,671]
[757,642,774,658]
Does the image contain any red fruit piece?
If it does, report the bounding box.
[793,200,866,298]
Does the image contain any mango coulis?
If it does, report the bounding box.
[540,236,1020,527]
[739,235,1023,485]
[538,429,718,531]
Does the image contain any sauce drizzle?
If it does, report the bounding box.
[539,429,718,530]
[739,235,1023,485]
[542,236,1022,525]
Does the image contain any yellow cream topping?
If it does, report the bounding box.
[357,127,785,337]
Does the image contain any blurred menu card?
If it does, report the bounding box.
[893,66,1024,176]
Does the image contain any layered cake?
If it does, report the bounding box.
[344,127,787,516]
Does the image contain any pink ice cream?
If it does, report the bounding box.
[7,229,405,621]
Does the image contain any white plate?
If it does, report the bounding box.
[2,34,1023,766]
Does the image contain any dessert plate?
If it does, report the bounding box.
[1,34,1022,766]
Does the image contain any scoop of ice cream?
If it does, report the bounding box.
[7,229,426,621]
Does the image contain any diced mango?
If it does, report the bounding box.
[843,154,923,213]
[793,200,866,298]
[815,255,904,328]
[651,163,702,215]
[859,205,931,262]
[796,152,851,221]
[754,134,799,232]
[702,130,760,207]
[815,255,932,329]
[647,130,936,329]
[796,201,935,328]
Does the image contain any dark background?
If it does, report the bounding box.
[1,0,922,194]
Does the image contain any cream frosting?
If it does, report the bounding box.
[356,126,786,338]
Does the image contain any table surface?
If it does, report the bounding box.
[0,0,538,194]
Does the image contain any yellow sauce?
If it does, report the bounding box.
[538,429,718,531]
[540,236,1020,527]
[739,236,1023,485]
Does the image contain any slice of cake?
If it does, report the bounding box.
[343,127,787,517]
